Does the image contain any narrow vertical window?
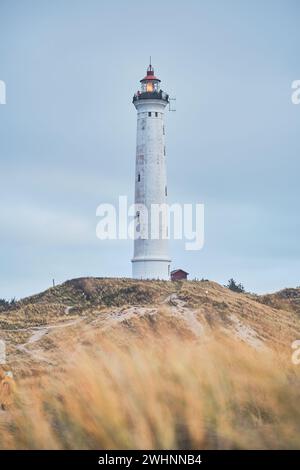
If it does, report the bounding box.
[163,125,165,135]
[165,186,167,196]
[136,211,140,233]
[155,112,158,117]
[148,111,151,117]
[138,173,141,182]
[164,146,166,156]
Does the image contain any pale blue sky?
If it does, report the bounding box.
[0,0,299,299]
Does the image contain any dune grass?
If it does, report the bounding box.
[1,321,300,450]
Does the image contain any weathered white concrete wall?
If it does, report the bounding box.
[132,99,171,279]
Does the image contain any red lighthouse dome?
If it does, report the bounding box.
[140,64,161,83]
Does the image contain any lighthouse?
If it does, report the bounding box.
[132,63,171,280]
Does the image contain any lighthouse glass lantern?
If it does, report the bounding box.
[140,64,161,93]
[133,64,169,103]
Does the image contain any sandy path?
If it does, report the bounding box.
[91,306,157,331]
[228,313,265,350]
[90,294,205,338]
[15,319,83,362]
[165,294,205,337]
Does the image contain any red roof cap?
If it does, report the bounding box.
[140,64,161,82]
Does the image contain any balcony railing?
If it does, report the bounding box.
[133,90,169,103]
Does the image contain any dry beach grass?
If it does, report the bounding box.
[0,278,300,449]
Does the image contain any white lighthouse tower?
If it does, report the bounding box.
[132,63,171,279]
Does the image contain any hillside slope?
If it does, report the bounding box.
[0,278,299,374]
[1,278,300,450]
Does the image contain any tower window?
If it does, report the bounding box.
[163,125,165,135]
[137,173,140,182]
[155,112,158,117]
[165,186,167,196]
[164,146,166,156]
[148,112,151,117]
[136,212,140,233]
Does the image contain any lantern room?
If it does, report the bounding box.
[140,64,161,93]
[133,63,169,104]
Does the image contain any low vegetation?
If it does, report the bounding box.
[1,323,300,449]
[226,278,245,294]
[0,277,300,449]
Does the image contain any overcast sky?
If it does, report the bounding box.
[0,0,299,299]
